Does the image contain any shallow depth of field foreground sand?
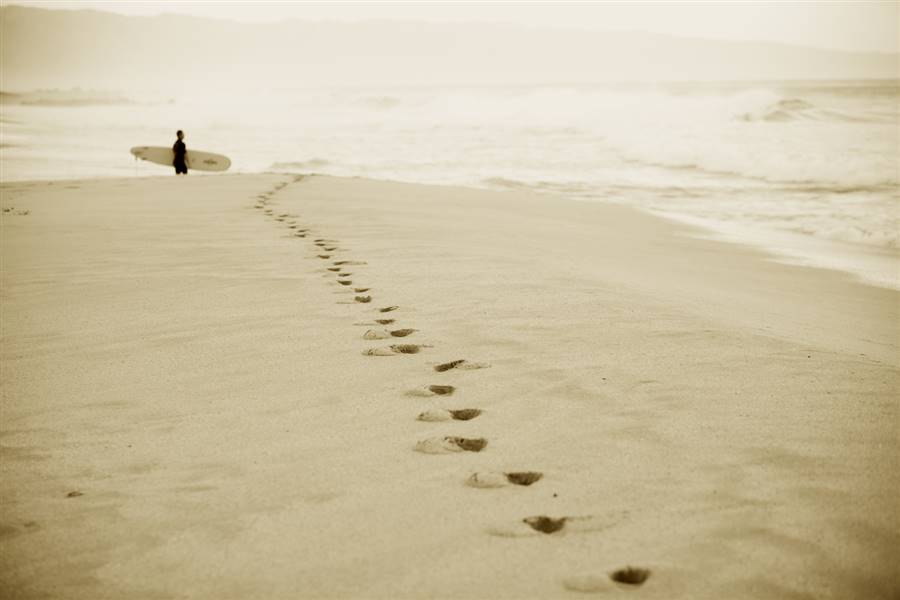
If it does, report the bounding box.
[1,174,898,599]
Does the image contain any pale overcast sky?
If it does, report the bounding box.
[5,1,899,53]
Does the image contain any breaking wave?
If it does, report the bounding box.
[735,96,894,123]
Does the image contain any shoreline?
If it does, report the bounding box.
[4,170,897,295]
[642,205,900,292]
[1,174,897,598]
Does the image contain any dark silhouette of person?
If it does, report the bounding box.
[173,130,187,175]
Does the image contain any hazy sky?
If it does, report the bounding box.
[6,1,899,54]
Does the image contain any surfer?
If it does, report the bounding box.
[173,130,187,175]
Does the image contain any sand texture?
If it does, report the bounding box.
[1,174,898,599]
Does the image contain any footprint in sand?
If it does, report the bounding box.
[375,318,394,325]
[378,306,399,313]
[362,344,426,356]
[334,260,367,266]
[610,567,651,586]
[406,384,455,397]
[338,273,352,278]
[389,328,416,337]
[389,344,423,354]
[317,255,331,259]
[363,328,417,340]
[354,287,371,293]
[327,267,341,272]
[434,359,491,372]
[363,330,391,340]
[338,280,352,286]
[467,471,543,488]
[355,296,372,303]
[487,513,624,537]
[563,568,651,593]
[361,346,395,356]
[417,408,482,422]
[415,437,488,454]
[434,360,465,372]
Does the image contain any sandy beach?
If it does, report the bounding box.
[1,174,897,599]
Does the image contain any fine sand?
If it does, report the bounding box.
[1,174,897,599]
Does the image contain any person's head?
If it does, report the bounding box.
[176,130,184,140]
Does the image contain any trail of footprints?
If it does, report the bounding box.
[252,178,651,593]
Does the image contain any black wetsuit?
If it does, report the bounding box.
[173,140,187,174]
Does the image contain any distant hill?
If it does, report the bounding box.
[0,88,134,106]
[2,5,897,92]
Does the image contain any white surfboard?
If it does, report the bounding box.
[130,146,231,172]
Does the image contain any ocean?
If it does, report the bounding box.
[2,80,897,290]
